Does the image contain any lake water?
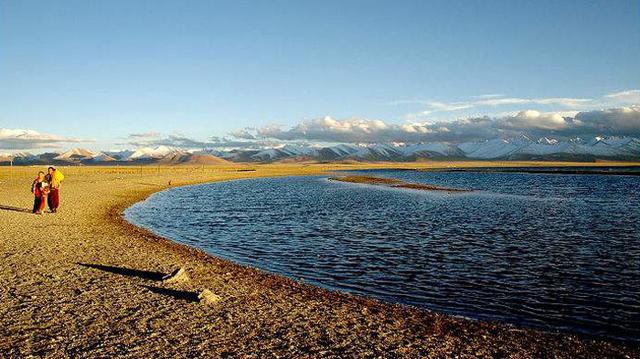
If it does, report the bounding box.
[125,169,640,341]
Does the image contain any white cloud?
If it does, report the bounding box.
[125,132,281,150]
[398,89,640,120]
[240,116,495,143]
[228,128,257,140]
[256,116,407,143]
[501,110,571,131]
[127,132,162,139]
[0,128,89,150]
[604,89,640,104]
[423,101,474,113]
[416,96,593,116]
[573,106,640,133]
[234,106,640,144]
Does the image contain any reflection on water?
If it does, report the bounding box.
[126,169,640,341]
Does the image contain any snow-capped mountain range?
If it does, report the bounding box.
[2,136,640,165]
[224,136,640,162]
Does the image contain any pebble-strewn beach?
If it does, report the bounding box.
[1,163,638,358]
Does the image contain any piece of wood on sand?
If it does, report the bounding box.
[198,289,221,305]
[162,267,189,283]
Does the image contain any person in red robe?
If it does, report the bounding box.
[32,171,48,215]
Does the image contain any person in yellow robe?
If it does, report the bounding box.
[45,166,64,213]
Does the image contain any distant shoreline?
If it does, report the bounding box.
[421,165,640,176]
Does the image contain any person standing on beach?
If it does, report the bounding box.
[32,171,49,215]
[45,166,64,213]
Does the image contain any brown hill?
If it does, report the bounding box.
[157,153,230,165]
[182,153,230,165]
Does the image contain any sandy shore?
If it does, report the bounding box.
[328,175,472,192]
[1,162,638,358]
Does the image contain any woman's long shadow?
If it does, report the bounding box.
[77,263,165,280]
[0,204,32,213]
[142,285,200,302]
[77,263,199,303]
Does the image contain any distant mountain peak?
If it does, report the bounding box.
[54,148,96,160]
[538,137,559,145]
[129,146,183,160]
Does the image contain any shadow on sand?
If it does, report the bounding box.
[77,263,201,303]
[77,263,166,281]
[0,204,32,213]
[142,285,200,303]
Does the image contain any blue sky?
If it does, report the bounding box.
[0,0,639,151]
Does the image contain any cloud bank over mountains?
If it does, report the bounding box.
[179,89,640,148]
[124,133,284,150]
[1,90,639,152]
[229,106,640,145]
[0,128,89,150]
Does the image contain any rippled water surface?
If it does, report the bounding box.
[126,170,640,341]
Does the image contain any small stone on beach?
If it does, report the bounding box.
[198,289,221,305]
